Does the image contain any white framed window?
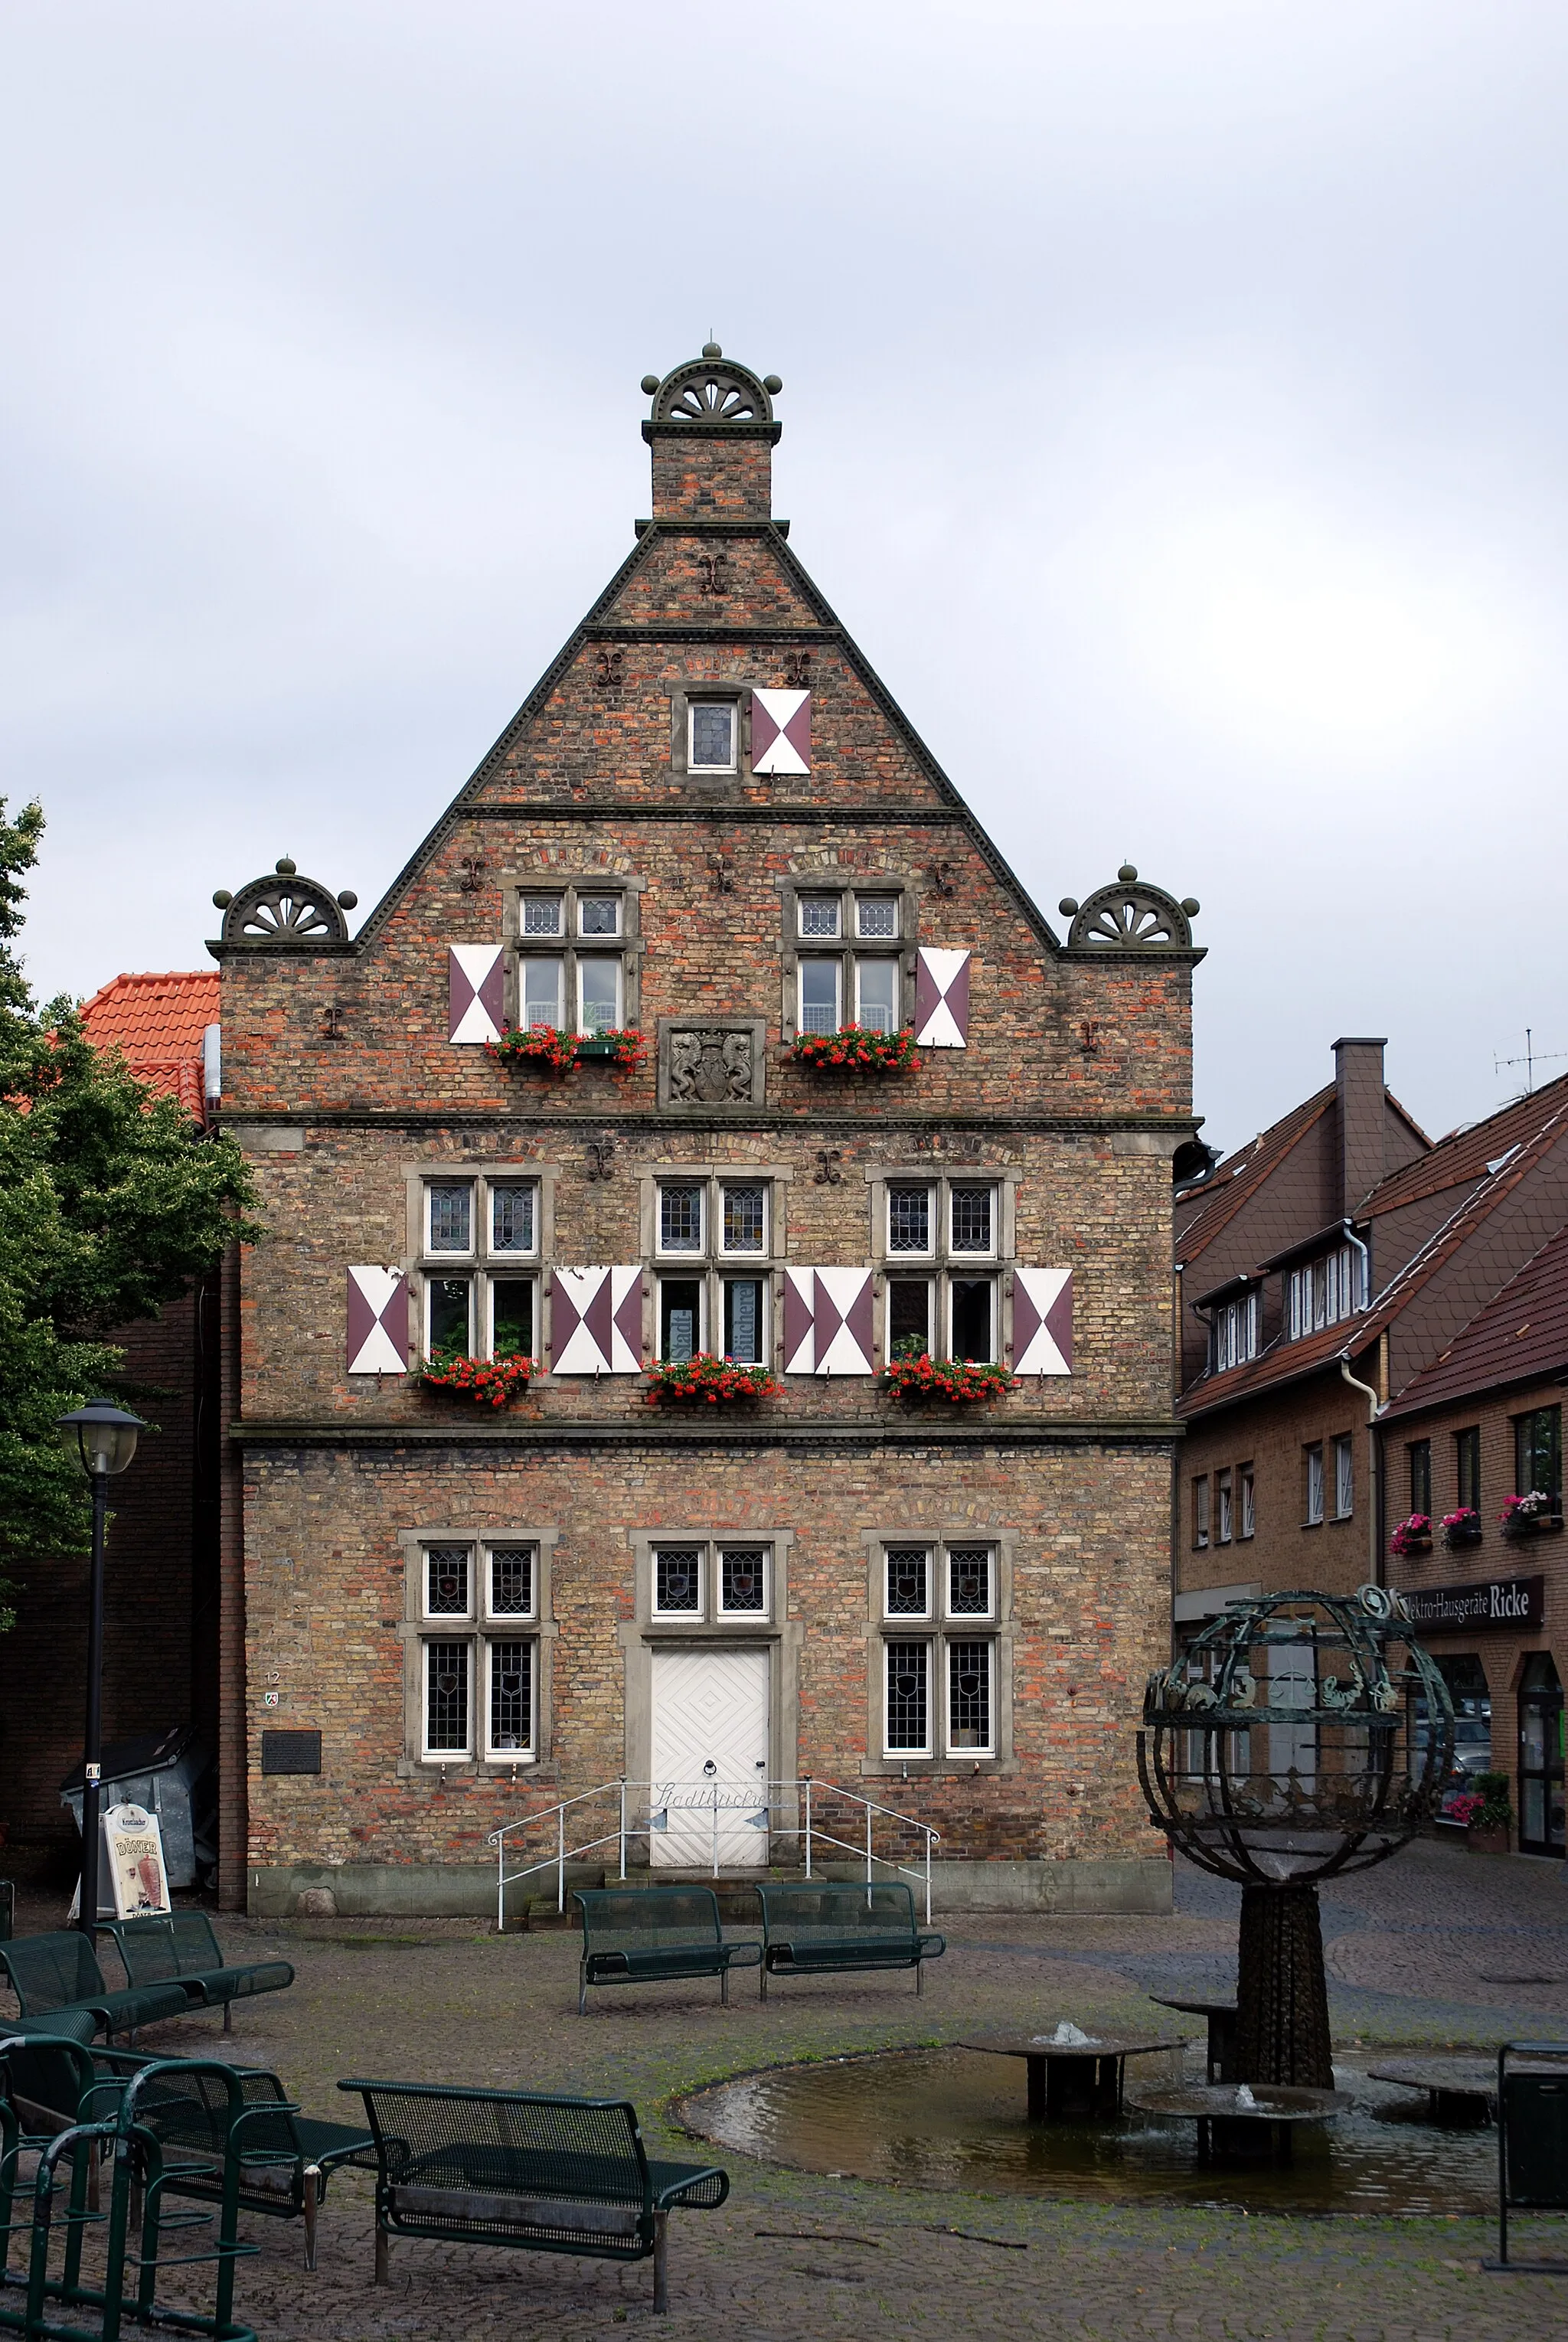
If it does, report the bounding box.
[485,1543,536,1620]
[426,1181,475,1256]
[884,1641,932,1756]
[948,1276,995,1363]
[520,893,564,936]
[1333,1433,1354,1520]
[720,1276,766,1364]
[657,1276,705,1363]
[948,1185,995,1256]
[658,1182,706,1256]
[1193,1475,1210,1549]
[717,1545,768,1617]
[688,701,737,772]
[652,1544,704,1618]
[521,956,565,1031]
[880,1178,1003,1364]
[577,893,622,938]
[886,1276,933,1355]
[799,958,842,1034]
[887,1184,934,1256]
[423,1640,472,1759]
[884,1545,932,1619]
[489,1184,537,1256]
[487,1277,537,1362]
[1305,1443,1325,1525]
[423,1543,472,1620]
[719,1182,766,1255]
[1217,1467,1233,1545]
[947,1640,994,1755]
[426,1275,473,1357]
[855,895,900,939]
[577,956,622,1035]
[854,958,899,1034]
[946,1545,994,1619]
[1240,1465,1256,1539]
[799,894,842,939]
[1289,1245,1362,1340]
[1214,1290,1259,1371]
[485,1640,534,1757]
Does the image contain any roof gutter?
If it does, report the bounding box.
[1339,1352,1383,1586]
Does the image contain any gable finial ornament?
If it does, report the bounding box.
[642,346,782,427]
[1059,865,1201,952]
[211,857,357,951]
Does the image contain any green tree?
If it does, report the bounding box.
[0,799,262,1617]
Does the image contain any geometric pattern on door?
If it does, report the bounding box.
[649,1648,769,1870]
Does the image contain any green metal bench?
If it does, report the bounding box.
[573,1886,763,2015]
[0,2033,373,2271]
[102,1914,295,2034]
[0,1930,193,2042]
[340,2077,729,2313]
[755,1881,946,1998]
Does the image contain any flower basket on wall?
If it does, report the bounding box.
[1440,1507,1483,1550]
[418,1350,534,1408]
[1501,1490,1563,1538]
[486,1025,648,1073]
[790,1026,921,1075]
[1453,1772,1513,1854]
[883,1351,1014,1405]
[643,1354,781,1406]
[1389,1513,1432,1558]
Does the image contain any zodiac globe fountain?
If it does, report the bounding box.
[1138,1586,1454,2089]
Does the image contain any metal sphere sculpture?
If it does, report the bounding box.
[1138,1586,1453,2088]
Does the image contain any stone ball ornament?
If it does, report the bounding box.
[1138,1586,1454,1889]
[210,858,359,948]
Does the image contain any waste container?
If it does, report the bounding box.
[60,1727,214,1893]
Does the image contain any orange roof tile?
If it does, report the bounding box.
[78,972,217,1123]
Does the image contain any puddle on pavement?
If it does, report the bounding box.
[681,2047,1498,2216]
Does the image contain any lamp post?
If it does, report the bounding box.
[56,1398,145,1939]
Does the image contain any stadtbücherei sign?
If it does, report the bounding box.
[1400,1575,1544,1635]
[102,1801,172,1918]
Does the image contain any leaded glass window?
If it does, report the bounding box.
[886,1642,930,1753]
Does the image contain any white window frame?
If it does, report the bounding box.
[946,1637,995,1758]
[884,1639,934,1758]
[1240,1465,1256,1540]
[717,1180,768,1257]
[716,1543,770,1620]
[947,1183,998,1260]
[1305,1444,1325,1525]
[946,1273,998,1364]
[798,956,843,1035]
[482,1637,536,1760]
[576,954,624,1036]
[483,1542,538,1623]
[886,1181,936,1259]
[655,1180,707,1258]
[1333,1433,1354,1520]
[854,894,900,940]
[688,700,738,773]
[426,1179,476,1257]
[521,955,567,1031]
[652,1543,706,1620]
[488,1181,539,1259]
[884,1543,934,1622]
[424,1272,474,1359]
[719,1274,769,1366]
[421,1638,474,1761]
[656,1273,707,1363]
[853,955,900,1034]
[485,1275,538,1363]
[575,893,623,939]
[1217,1468,1233,1546]
[422,1543,474,1623]
[520,892,565,937]
[945,1544,995,1622]
[798,893,843,939]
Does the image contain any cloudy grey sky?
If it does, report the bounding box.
[3,1,1563,1155]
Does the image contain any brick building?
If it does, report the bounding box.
[1173,1044,1568,1859]
[0,973,221,1878]
[211,345,1202,1920]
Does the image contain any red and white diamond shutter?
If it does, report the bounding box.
[750,688,811,776]
[1012,1268,1073,1376]
[347,1268,409,1374]
[782,1267,874,1374]
[447,944,505,1044]
[913,949,970,1049]
[550,1268,643,1374]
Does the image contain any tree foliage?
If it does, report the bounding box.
[0,799,262,1613]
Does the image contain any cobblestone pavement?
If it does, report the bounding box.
[7,1840,1566,2338]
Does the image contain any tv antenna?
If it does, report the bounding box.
[1494,1028,1568,1094]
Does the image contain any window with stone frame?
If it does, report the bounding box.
[782,880,915,1042]
[649,1540,773,1623]
[406,1537,550,1766]
[648,1172,776,1367]
[873,1540,1007,1763]
[878,1175,1003,1367]
[512,879,637,1037]
[419,1173,541,1364]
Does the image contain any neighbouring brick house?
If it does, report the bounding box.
[211,345,1203,1920]
[1174,1044,1568,1859]
[1383,1222,1568,1857]
[0,972,222,1878]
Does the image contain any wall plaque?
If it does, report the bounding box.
[656,1018,766,1111]
[1400,1575,1544,1635]
[262,1729,323,1775]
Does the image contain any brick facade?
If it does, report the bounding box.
[214,348,1199,1916]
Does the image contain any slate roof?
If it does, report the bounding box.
[1180,1086,1568,1422]
[1174,1087,1334,1266]
[1382,1220,1568,1421]
[78,972,218,1124]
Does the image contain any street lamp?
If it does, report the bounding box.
[57,1397,145,1938]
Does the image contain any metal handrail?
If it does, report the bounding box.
[486,1775,940,1926]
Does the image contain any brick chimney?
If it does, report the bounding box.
[642,344,782,521]
[1334,1037,1387,1214]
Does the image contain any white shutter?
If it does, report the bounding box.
[783,1268,874,1374]
[550,1268,643,1374]
[1012,1267,1073,1376]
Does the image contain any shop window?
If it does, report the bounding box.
[1518,1653,1566,1857]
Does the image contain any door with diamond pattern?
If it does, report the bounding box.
[649,1648,769,1869]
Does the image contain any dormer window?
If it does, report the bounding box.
[1288,1243,1362,1340]
[1211,1289,1259,1372]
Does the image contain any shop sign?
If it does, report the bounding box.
[101,1801,172,1918]
[1401,1574,1544,1635]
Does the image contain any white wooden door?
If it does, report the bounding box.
[649,1648,769,1869]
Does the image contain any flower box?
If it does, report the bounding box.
[1390,1513,1431,1559]
[790,1025,921,1075]
[1466,1824,1510,1857]
[883,1352,1014,1405]
[643,1354,781,1406]
[1500,1491,1563,1539]
[1440,1509,1483,1550]
[486,1026,648,1073]
[418,1351,534,1409]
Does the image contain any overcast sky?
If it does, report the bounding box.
[3,2,1564,1156]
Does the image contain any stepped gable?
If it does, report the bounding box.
[79,970,218,1123]
[1383,1219,1568,1419]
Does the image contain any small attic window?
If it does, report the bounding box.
[689,704,737,772]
